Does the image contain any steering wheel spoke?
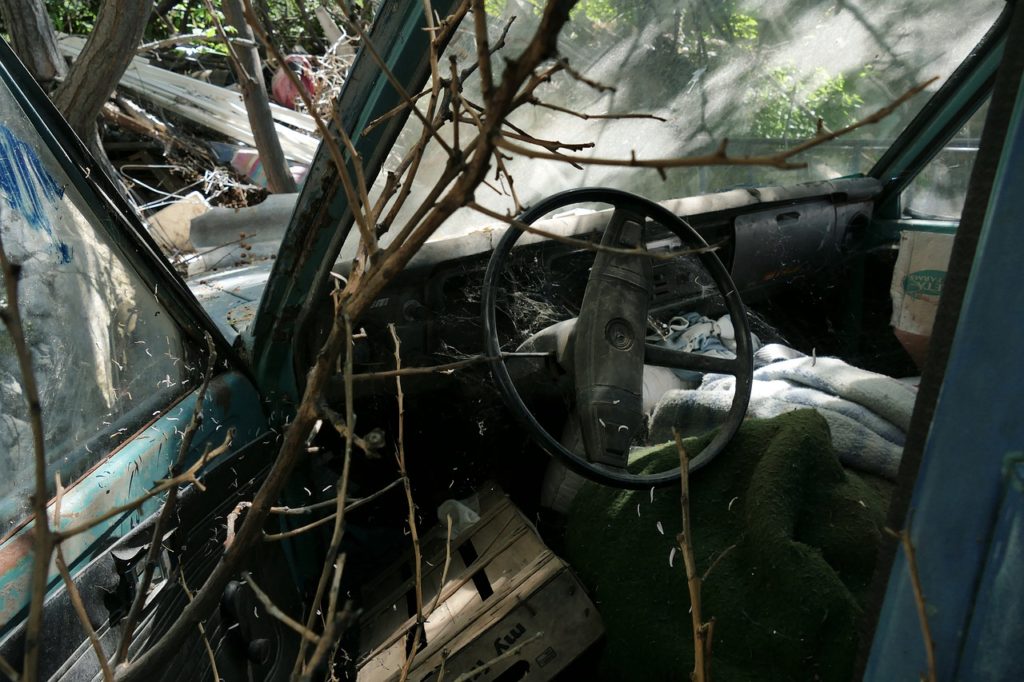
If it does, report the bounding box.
[644,343,743,376]
[573,204,651,468]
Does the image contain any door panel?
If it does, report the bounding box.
[0,372,267,631]
[0,392,295,680]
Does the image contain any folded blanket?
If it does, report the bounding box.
[565,410,892,682]
[649,350,916,480]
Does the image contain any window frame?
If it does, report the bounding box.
[0,39,240,368]
[0,38,247,533]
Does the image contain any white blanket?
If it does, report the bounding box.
[649,349,916,479]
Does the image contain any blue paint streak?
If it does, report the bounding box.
[56,241,73,264]
[0,123,72,263]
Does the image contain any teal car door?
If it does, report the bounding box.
[0,37,283,679]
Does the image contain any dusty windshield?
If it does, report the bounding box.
[374,0,1001,242]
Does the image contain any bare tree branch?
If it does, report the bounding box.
[263,477,406,541]
[674,430,713,682]
[885,526,937,682]
[215,0,298,193]
[242,572,320,644]
[390,324,425,681]
[242,0,377,254]
[116,335,219,663]
[55,431,235,542]
[54,476,114,682]
[177,571,220,682]
[1,220,52,682]
[293,313,357,677]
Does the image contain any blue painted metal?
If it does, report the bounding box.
[0,372,266,634]
[957,454,1024,680]
[864,61,1024,681]
[187,262,274,348]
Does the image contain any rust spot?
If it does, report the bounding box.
[0,533,33,576]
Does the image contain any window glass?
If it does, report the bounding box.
[903,98,989,221]
[369,0,1002,243]
[0,78,196,531]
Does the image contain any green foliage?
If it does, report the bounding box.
[572,0,624,24]
[749,66,864,140]
[484,0,508,16]
[728,12,758,41]
[44,0,333,55]
[45,0,99,35]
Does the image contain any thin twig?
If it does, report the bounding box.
[674,430,712,682]
[55,432,235,542]
[263,477,406,541]
[480,120,595,153]
[223,501,252,550]
[470,0,493,100]
[1,225,53,681]
[497,77,937,172]
[701,543,736,583]
[116,336,219,664]
[449,56,461,152]
[886,527,937,682]
[466,201,722,262]
[351,352,551,382]
[320,404,374,454]
[243,572,320,644]
[200,0,253,84]
[269,477,405,516]
[529,97,667,122]
[178,571,220,682]
[426,514,454,617]
[294,313,358,678]
[302,554,349,675]
[0,653,17,682]
[362,88,432,136]
[779,77,938,160]
[421,0,442,99]
[54,475,114,682]
[556,58,615,93]
[391,324,425,682]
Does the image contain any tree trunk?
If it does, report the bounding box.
[52,0,153,145]
[0,0,66,85]
[222,0,298,194]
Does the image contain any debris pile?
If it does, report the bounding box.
[57,10,359,274]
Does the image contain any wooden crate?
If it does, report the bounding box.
[357,485,603,681]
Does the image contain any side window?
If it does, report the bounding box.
[0,79,197,531]
[903,98,990,221]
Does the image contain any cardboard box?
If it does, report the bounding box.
[357,485,603,681]
[890,229,955,368]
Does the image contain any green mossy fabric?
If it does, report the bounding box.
[564,410,891,681]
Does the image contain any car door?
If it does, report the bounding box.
[0,37,295,680]
[861,2,1024,678]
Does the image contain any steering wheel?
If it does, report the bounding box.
[482,188,754,489]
